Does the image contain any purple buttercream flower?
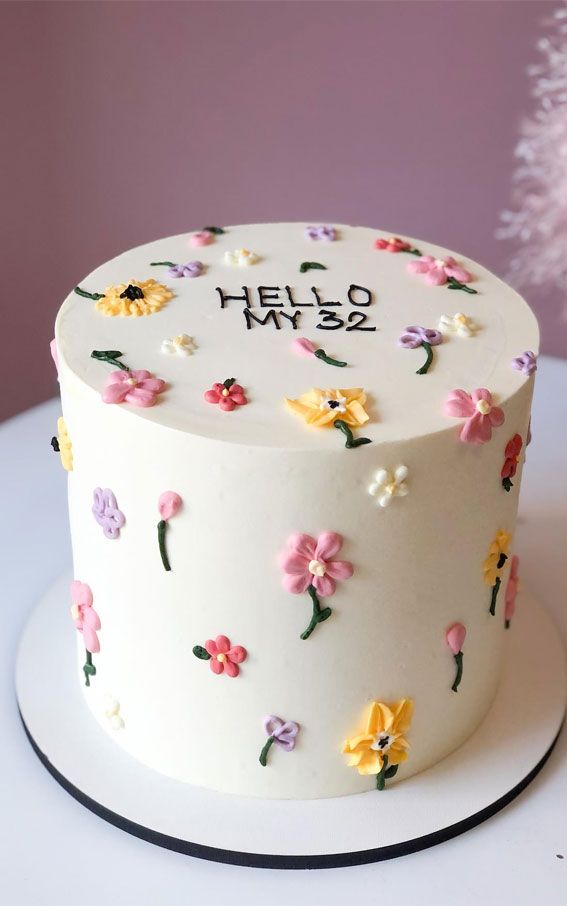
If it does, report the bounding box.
[259,715,300,765]
[92,488,126,539]
[398,326,443,375]
[305,224,336,242]
[511,350,537,376]
[167,260,204,279]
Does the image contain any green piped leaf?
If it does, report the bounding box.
[193,645,211,660]
[300,261,327,273]
[203,226,226,234]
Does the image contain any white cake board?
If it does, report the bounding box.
[16,574,566,870]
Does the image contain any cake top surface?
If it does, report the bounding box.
[55,222,539,449]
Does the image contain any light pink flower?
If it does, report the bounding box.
[446,622,466,655]
[158,491,182,521]
[279,532,354,597]
[102,370,166,408]
[204,635,247,677]
[407,255,472,286]
[50,338,59,374]
[292,337,317,357]
[189,230,213,247]
[70,580,101,653]
[444,388,505,444]
[505,555,520,625]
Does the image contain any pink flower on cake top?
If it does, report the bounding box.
[70,580,101,686]
[92,488,125,539]
[292,337,347,368]
[192,635,248,678]
[91,350,166,408]
[511,350,538,375]
[444,389,505,444]
[407,255,476,293]
[188,230,214,247]
[204,378,248,411]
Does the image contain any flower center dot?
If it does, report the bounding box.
[476,400,491,415]
[308,559,327,577]
[216,653,227,663]
[127,378,137,387]
[222,389,230,397]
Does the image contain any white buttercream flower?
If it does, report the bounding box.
[224,248,259,267]
[438,312,476,337]
[368,466,409,508]
[104,695,125,730]
[161,334,197,356]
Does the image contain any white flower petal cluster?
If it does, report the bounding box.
[368,466,409,508]
[104,695,125,730]
[224,248,259,267]
[438,313,476,337]
[161,334,197,356]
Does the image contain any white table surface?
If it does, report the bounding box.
[1,356,566,906]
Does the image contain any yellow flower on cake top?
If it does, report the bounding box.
[483,530,512,586]
[343,698,413,790]
[95,279,173,317]
[53,417,73,471]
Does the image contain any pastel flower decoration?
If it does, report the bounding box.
[483,530,512,615]
[259,715,300,766]
[407,255,477,294]
[92,488,125,539]
[446,623,466,693]
[511,350,538,376]
[50,338,59,374]
[305,225,336,241]
[157,491,182,572]
[161,334,197,356]
[204,377,248,411]
[438,312,476,338]
[368,466,409,507]
[189,230,214,247]
[279,532,354,640]
[444,388,505,445]
[374,236,412,253]
[501,434,523,492]
[104,696,124,730]
[70,580,101,687]
[51,417,73,471]
[91,349,166,408]
[398,325,443,375]
[149,260,204,278]
[224,248,259,266]
[343,699,413,790]
[192,635,248,677]
[505,554,520,629]
[285,387,371,449]
[292,337,347,368]
[75,279,173,317]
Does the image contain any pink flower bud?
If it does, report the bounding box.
[158,491,182,521]
[446,622,466,655]
[50,338,59,373]
[292,337,317,357]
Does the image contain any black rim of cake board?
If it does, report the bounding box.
[18,709,564,870]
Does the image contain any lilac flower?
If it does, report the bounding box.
[511,350,538,376]
[398,326,443,375]
[259,715,300,765]
[167,261,204,279]
[305,225,336,241]
[92,488,125,539]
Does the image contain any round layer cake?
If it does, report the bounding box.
[53,223,538,798]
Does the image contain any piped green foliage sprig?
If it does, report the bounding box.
[75,286,106,300]
[91,349,130,371]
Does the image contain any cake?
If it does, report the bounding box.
[51,222,538,799]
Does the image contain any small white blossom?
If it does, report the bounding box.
[438,312,476,337]
[224,248,259,267]
[104,695,125,730]
[161,334,197,356]
[368,466,409,508]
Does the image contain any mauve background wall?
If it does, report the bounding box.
[1,0,563,422]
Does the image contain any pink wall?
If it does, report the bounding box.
[1,0,561,422]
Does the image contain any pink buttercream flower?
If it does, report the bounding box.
[50,338,59,374]
[445,622,466,692]
[505,555,520,628]
[204,378,248,411]
[280,532,354,597]
[188,230,213,247]
[293,338,317,357]
[102,370,166,408]
[70,581,101,653]
[408,255,474,290]
[203,635,247,677]
[374,236,412,253]
[444,388,505,444]
[158,491,182,521]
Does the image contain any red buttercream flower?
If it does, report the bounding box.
[204,378,247,411]
[501,434,523,480]
[204,635,247,677]
[374,236,411,253]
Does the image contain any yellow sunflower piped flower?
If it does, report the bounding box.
[343,698,413,790]
[95,279,173,318]
[483,529,512,615]
[53,417,73,471]
[285,388,372,449]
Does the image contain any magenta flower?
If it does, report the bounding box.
[444,388,505,444]
[445,622,466,692]
[305,224,336,241]
[157,491,182,571]
[92,488,125,539]
[292,337,347,368]
[167,261,204,279]
[398,325,443,375]
[511,350,537,376]
[259,715,300,766]
[204,378,248,411]
[70,580,101,686]
[505,555,520,629]
[192,635,247,678]
[408,255,476,293]
[102,369,166,408]
[279,532,353,640]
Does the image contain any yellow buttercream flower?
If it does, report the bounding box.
[95,279,173,317]
[483,530,512,586]
[343,698,413,787]
[55,417,73,471]
[285,388,369,429]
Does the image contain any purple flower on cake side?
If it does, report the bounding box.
[305,225,336,241]
[511,350,537,376]
[398,326,443,375]
[92,488,125,539]
[259,715,300,766]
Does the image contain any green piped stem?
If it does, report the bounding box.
[75,286,106,301]
[376,755,399,790]
[416,341,434,375]
[314,349,347,368]
[91,350,130,372]
[203,226,225,234]
[158,519,171,571]
[502,477,513,493]
[452,651,464,692]
[334,419,372,449]
[259,736,275,766]
[447,276,477,295]
[150,261,176,267]
[300,584,332,640]
[489,577,501,616]
[83,650,96,687]
[505,618,511,630]
[403,247,422,257]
